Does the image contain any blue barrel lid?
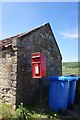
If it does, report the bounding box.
[46,76,79,81]
[70,76,78,81]
[46,76,71,81]
[65,75,79,81]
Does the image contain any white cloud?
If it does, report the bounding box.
[60,32,78,39]
[60,29,80,39]
[62,58,80,62]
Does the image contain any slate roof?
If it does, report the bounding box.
[0,23,50,48]
[0,23,62,58]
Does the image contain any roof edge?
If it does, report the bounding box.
[47,24,62,59]
[0,23,50,47]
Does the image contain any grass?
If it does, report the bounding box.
[0,101,2,119]
[0,101,15,119]
[0,101,79,120]
[62,66,80,76]
[0,88,61,120]
[62,62,80,68]
[62,62,80,76]
[0,101,61,119]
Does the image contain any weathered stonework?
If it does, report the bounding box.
[0,23,62,108]
[0,46,17,108]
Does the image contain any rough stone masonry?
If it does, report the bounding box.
[0,23,62,109]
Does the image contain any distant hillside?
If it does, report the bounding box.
[62,62,80,68]
[62,62,80,76]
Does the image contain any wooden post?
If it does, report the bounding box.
[39,78,42,113]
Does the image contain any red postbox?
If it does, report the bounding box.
[32,52,46,78]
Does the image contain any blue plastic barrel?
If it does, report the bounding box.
[68,76,78,105]
[47,76,71,112]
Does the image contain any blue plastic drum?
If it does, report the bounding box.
[68,76,78,105]
[47,76,71,112]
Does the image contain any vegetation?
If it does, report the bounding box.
[13,103,32,119]
[0,101,14,119]
[0,88,60,119]
[12,103,60,119]
[0,62,80,119]
[62,62,80,68]
[0,101,60,120]
[62,62,80,76]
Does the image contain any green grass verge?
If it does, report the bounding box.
[62,66,80,76]
[0,102,60,119]
[0,101,15,119]
[62,62,80,68]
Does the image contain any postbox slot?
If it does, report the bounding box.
[32,62,40,64]
[32,57,40,63]
[32,52,40,58]
[32,56,40,58]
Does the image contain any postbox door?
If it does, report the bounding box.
[35,64,39,74]
[32,63,41,78]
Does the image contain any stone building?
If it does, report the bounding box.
[0,23,62,108]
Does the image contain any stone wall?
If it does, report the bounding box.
[0,23,62,108]
[16,23,62,106]
[0,46,17,109]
